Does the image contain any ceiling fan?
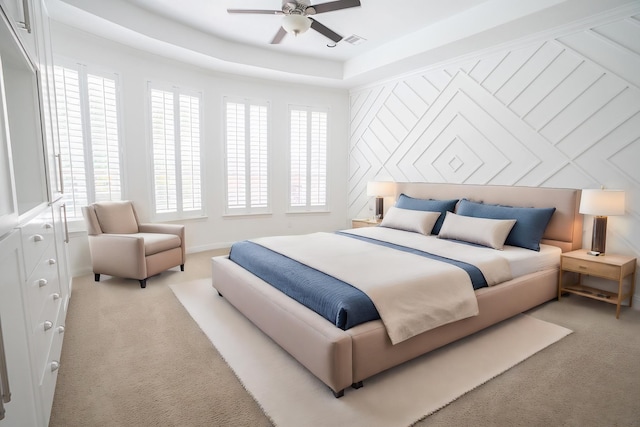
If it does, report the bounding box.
[227,0,361,45]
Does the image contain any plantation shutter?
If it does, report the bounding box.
[150,89,176,213]
[289,109,307,207]
[87,74,121,202]
[309,111,327,206]
[179,94,202,212]
[224,99,269,213]
[225,102,246,209]
[289,107,327,210]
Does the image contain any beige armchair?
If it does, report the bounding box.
[82,201,185,288]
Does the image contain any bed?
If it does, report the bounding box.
[211,183,583,397]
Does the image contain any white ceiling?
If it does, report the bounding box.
[47,0,639,88]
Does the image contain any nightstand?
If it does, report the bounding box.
[558,249,637,318]
[351,218,381,228]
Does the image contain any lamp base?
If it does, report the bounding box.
[375,197,384,220]
[591,216,607,254]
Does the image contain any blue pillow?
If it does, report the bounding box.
[456,199,556,251]
[394,194,459,235]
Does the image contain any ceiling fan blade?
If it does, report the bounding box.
[227,9,283,15]
[311,0,361,14]
[270,27,287,44]
[309,18,342,43]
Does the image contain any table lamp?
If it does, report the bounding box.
[366,181,395,219]
[579,188,625,255]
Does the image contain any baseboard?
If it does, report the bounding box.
[633,295,640,311]
[186,242,233,254]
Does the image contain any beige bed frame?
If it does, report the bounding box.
[211,183,583,397]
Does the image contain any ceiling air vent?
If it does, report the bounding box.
[343,34,367,45]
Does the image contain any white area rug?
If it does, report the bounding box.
[171,279,572,427]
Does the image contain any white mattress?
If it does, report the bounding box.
[343,227,561,282]
[499,243,561,278]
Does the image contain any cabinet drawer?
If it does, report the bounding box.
[25,244,61,328]
[32,295,62,377]
[39,302,66,424]
[562,257,620,280]
[21,208,55,276]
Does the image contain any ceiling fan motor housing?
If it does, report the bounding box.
[283,1,315,16]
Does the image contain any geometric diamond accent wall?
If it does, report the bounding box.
[349,10,640,300]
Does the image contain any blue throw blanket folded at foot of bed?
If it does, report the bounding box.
[229,241,379,330]
[228,234,488,330]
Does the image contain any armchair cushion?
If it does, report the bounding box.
[94,201,139,234]
[138,233,182,256]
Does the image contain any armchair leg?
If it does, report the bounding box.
[180,264,184,271]
[139,279,147,288]
[95,274,100,282]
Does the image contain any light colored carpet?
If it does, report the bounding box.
[48,251,640,427]
[171,279,572,427]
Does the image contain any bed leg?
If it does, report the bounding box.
[352,381,363,389]
[332,389,345,398]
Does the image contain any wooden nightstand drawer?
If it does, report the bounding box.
[562,257,620,280]
[351,219,381,228]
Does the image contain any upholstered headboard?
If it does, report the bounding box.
[394,183,583,252]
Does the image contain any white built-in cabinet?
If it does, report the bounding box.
[0,0,71,425]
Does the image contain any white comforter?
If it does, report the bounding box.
[251,228,512,345]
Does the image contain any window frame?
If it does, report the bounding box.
[147,81,205,221]
[223,96,271,216]
[53,58,126,224]
[287,104,329,213]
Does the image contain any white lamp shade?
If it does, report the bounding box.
[282,14,311,36]
[367,181,395,197]
[579,189,625,216]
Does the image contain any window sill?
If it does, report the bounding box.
[222,212,273,219]
[285,210,331,215]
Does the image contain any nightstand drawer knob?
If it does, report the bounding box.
[43,321,53,331]
[51,361,60,372]
[38,278,48,287]
[579,265,587,270]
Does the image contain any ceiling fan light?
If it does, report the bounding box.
[282,14,311,36]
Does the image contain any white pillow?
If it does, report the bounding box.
[379,207,442,235]
[438,211,516,250]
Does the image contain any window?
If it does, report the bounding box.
[149,85,203,219]
[54,64,122,220]
[224,98,269,214]
[289,106,328,211]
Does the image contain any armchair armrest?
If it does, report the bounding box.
[88,234,146,279]
[138,223,186,264]
[138,223,184,237]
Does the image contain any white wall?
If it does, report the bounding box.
[349,10,640,305]
[50,23,350,276]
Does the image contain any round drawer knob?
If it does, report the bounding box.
[48,258,57,265]
[43,321,53,331]
[50,361,60,372]
[52,293,60,300]
[58,326,65,334]
[33,234,44,242]
[38,278,48,287]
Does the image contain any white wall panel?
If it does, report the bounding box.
[350,11,640,305]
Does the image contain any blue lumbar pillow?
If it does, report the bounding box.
[394,194,459,235]
[456,199,555,251]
